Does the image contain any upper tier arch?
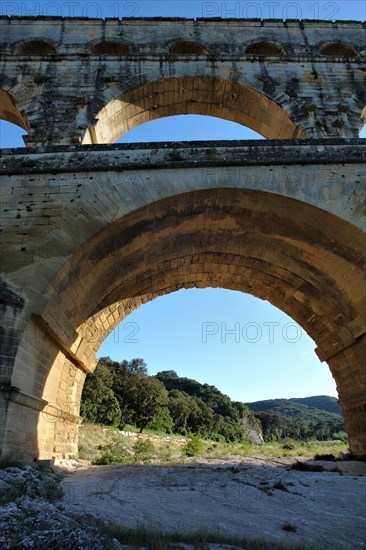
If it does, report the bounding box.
[83,76,305,144]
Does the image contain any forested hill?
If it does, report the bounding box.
[289,396,342,416]
[81,360,263,443]
[246,396,345,441]
[247,396,342,420]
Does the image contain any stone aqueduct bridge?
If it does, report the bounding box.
[0,17,365,460]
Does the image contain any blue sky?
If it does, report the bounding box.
[1,1,364,402]
[0,0,365,20]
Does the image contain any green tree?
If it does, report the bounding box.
[107,359,134,425]
[212,414,244,442]
[126,358,149,376]
[80,362,121,426]
[187,397,214,437]
[168,390,192,434]
[148,406,174,433]
[128,376,169,433]
[156,370,178,378]
[85,358,171,433]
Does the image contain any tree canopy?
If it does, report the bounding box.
[81,359,261,441]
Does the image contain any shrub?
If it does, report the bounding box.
[133,439,155,464]
[183,436,203,457]
[92,444,129,465]
[332,431,348,442]
[158,448,172,464]
[282,438,295,450]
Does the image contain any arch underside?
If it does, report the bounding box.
[42,188,364,368]
[84,76,306,144]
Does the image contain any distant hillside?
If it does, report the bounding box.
[288,396,342,416]
[246,396,345,442]
[246,397,343,423]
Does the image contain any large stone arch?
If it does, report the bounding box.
[3,181,365,460]
[82,76,306,144]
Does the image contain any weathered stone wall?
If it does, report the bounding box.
[1,315,83,459]
[0,17,365,145]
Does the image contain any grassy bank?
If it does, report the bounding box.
[78,423,348,465]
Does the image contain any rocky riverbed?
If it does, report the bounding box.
[60,457,366,549]
[1,457,365,549]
